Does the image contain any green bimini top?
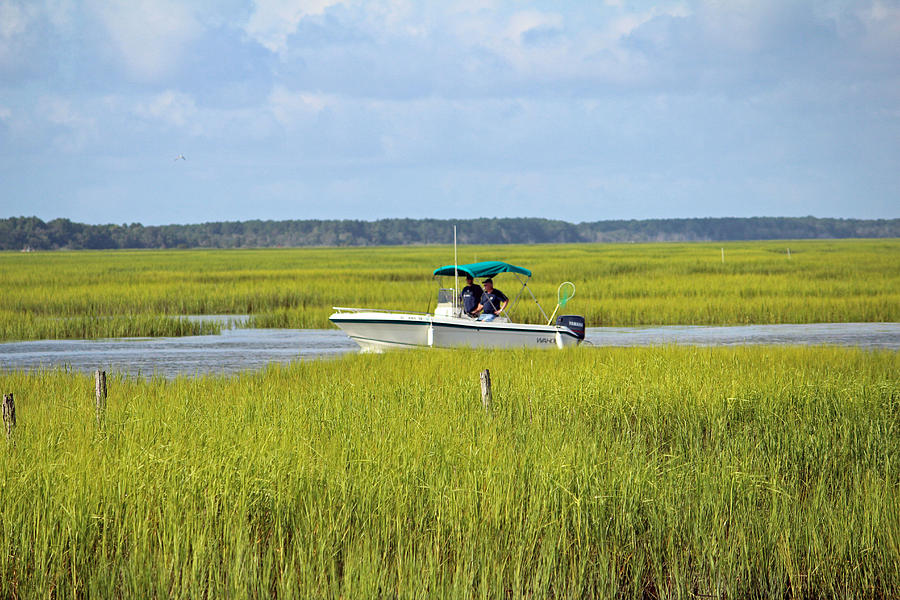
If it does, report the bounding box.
[432,261,532,279]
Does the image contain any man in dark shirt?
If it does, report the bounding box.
[474,278,509,321]
[460,274,483,316]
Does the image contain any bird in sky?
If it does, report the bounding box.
[174,154,186,161]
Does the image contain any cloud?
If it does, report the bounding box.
[134,90,199,131]
[235,2,700,98]
[856,0,900,58]
[41,98,76,126]
[614,0,900,97]
[37,96,96,151]
[0,0,32,39]
[88,0,203,82]
[267,86,333,125]
[506,10,564,43]
[0,0,40,74]
[245,0,345,53]
[42,0,76,29]
[247,1,899,101]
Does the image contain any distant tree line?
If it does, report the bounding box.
[2,216,898,251]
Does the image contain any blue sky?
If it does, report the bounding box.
[1,0,898,225]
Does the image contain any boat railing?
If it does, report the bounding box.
[332,306,432,316]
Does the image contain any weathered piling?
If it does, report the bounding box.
[3,393,15,442]
[480,369,492,412]
[95,370,107,428]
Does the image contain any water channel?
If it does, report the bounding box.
[1,322,897,379]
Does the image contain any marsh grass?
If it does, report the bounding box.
[0,313,222,340]
[1,239,898,340]
[1,346,897,597]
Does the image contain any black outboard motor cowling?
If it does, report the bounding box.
[556,315,585,340]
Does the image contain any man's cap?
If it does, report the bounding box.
[482,278,493,284]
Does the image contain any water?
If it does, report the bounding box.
[0,328,354,379]
[586,323,900,349]
[0,323,896,379]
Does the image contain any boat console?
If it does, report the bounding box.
[434,288,464,317]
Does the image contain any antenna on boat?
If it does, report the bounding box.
[453,225,458,312]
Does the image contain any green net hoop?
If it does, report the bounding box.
[558,282,575,307]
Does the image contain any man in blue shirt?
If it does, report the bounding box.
[474,278,509,321]
[460,274,483,316]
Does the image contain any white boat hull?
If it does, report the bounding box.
[329,310,582,352]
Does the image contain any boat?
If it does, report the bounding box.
[329,260,586,352]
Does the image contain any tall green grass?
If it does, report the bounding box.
[1,239,898,340]
[2,346,897,597]
[0,312,223,340]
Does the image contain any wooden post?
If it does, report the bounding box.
[721,247,725,263]
[480,369,492,412]
[787,247,791,259]
[95,370,107,428]
[2,393,15,442]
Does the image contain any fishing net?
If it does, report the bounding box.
[558,282,575,307]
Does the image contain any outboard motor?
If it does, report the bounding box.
[556,315,585,340]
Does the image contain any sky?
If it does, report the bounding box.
[1,0,898,226]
